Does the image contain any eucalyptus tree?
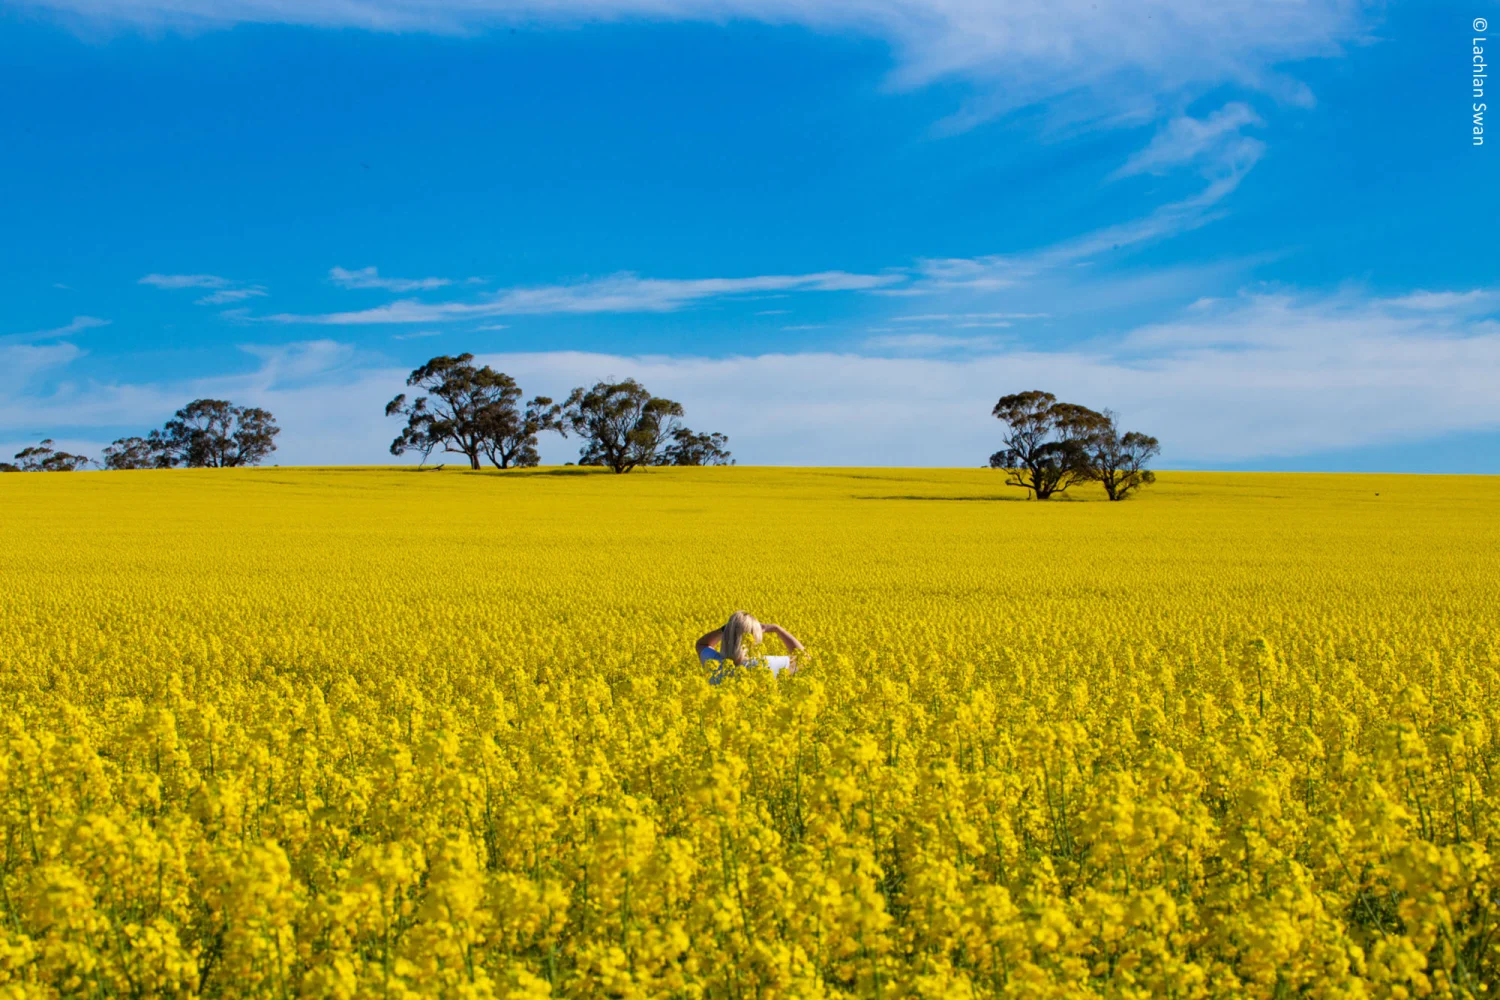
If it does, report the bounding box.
[478,394,566,469]
[988,391,1107,499]
[1085,410,1160,501]
[661,428,733,466]
[4,440,91,472]
[102,433,174,470]
[158,400,279,467]
[387,353,561,470]
[561,378,686,473]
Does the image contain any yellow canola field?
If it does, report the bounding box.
[1,466,1498,999]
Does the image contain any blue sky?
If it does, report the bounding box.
[2,0,1496,470]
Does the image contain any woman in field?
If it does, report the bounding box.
[695,611,804,685]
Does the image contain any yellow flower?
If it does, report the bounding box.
[0,467,1495,997]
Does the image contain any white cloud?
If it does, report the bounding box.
[0,341,84,390]
[266,301,475,326]
[10,287,1498,468]
[196,288,269,305]
[893,312,1046,323]
[237,340,359,384]
[1113,102,1265,179]
[2,316,110,342]
[903,162,1260,298]
[255,170,1254,332]
[476,323,511,331]
[139,273,231,290]
[142,273,269,305]
[392,329,445,340]
[1383,290,1494,312]
[0,435,100,463]
[0,340,398,467]
[862,332,1007,353]
[122,14,1300,338]
[264,270,903,325]
[479,291,1500,465]
[329,265,455,293]
[22,1,1371,127]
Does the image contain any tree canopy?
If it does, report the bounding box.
[94,402,278,470]
[989,392,1159,500]
[477,394,565,470]
[386,354,559,470]
[562,379,684,473]
[660,428,734,467]
[102,433,174,471]
[157,399,280,468]
[1085,410,1161,501]
[989,391,1107,499]
[1,440,91,473]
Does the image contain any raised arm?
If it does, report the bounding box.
[762,624,804,653]
[694,627,724,654]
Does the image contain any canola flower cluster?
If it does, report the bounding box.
[1,467,1497,999]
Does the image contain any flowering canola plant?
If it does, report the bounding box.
[0,466,1497,999]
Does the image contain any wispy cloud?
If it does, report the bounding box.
[782,324,827,331]
[264,270,902,325]
[237,340,359,383]
[901,160,1261,298]
[1383,290,1495,312]
[142,273,268,305]
[470,288,1500,465]
[2,339,402,466]
[247,122,1259,334]
[0,341,84,391]
[391,329,445,340]
[884,312,1041,329]
[2,315,111,343]
[892,313,1047,324]
[329,265,455,293]
[11,286,1497,468]
[252,161,1257,332]
[25,1,1370,130]
[1112,102,1265,180]
[196,288,269,306]
[862,332,1009,353]
[1117,288,1500,358]
[140,273,231,290]
[476,323,510,331]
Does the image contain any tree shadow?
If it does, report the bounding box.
[395,465,607,478]
[852,494,1034,503]
[499,467,609,478]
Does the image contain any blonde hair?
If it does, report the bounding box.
[720,611,763,664]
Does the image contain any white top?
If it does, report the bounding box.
[699,646,791,685]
